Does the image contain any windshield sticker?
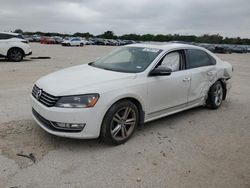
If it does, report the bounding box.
[142,48,160,53]
[136,65,142,69]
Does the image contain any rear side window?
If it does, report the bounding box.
[0,34,12,40]
[0,33,22,40]
[187,49,214,68]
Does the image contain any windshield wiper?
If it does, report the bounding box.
[101,67,114,71]
[88,62,114,71]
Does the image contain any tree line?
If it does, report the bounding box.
[15,29,250,45]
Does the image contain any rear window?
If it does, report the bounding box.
[187,49,214,68]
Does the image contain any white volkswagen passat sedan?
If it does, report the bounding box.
[31,43,233,145]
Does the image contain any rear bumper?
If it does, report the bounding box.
[222,78,232,100]
[225,79,232,91]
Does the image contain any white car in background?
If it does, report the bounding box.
[61,37,87,46]
[31,43,233,145]
[0,32,32,62]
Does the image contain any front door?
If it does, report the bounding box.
[147,51,191,119]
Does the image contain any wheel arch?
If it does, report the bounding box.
[7,47,25,56]
[101,95,145,131]
[114,97,145,126]
[217,78,227,100]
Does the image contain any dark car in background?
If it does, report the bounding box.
[197,44,215,53]
[214,45,232,54]
[232,46,247,53]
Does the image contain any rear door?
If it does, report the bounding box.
[185,49,217,104]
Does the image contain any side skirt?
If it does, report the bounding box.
[145,97,204,123]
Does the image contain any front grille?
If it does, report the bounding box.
[32,108,82,133]
[32,85,60,107]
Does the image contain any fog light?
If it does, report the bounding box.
[53,122,85,130]
[70,124,85,129]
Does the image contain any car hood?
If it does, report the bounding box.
[35,64,136,96]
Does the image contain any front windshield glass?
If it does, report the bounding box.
[90,47,162,73]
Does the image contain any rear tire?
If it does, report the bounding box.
[80,43,84,47]
[206,81,224,109]
[7,48,24,62]
[101,100,139,145]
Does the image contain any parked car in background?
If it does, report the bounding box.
[107,39,119,46]
[197,43,215,53]
[232,46,247,53]
[0,32,32,62]
[53,36,63,44]
[40,36,56,44]
[23,35,34,42]
[31,43,232,145]
[123,40,137,45]
[61,37,86,46]
[247,47,250,53]
[85,39,95,45]
[32,35,41,42]
[214,45,232,54]
[116,39,127,46]
[91,38,108,45]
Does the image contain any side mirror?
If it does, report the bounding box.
[149,66,172,76]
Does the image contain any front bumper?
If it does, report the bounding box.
[25,51,32,56]
[31,95,104,139]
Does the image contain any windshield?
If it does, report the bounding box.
[90,47,162,73]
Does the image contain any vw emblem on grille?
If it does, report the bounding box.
[36,89,42,100]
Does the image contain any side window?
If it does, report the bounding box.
[159,51,180,72]
[16,35,24,39]
[0,34,12,40]
[187,49,213,68]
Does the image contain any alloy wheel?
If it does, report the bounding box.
[110,107,136,141]
[214,84,223,106]
[10,50,22,61]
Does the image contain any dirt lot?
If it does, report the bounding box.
[0,43,249,188]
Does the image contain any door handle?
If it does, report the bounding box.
[183,77,191,82]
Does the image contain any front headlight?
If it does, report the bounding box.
[55,94,99,108]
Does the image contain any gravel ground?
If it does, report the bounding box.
[0,43,249,188]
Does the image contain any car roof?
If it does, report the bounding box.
[0,31,20,36]
[126,43,203,51]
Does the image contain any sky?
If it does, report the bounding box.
[0,0,249,38]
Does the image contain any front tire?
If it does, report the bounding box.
[101,100,139,145]
[7,48,24,62]
[206,81,224,109]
